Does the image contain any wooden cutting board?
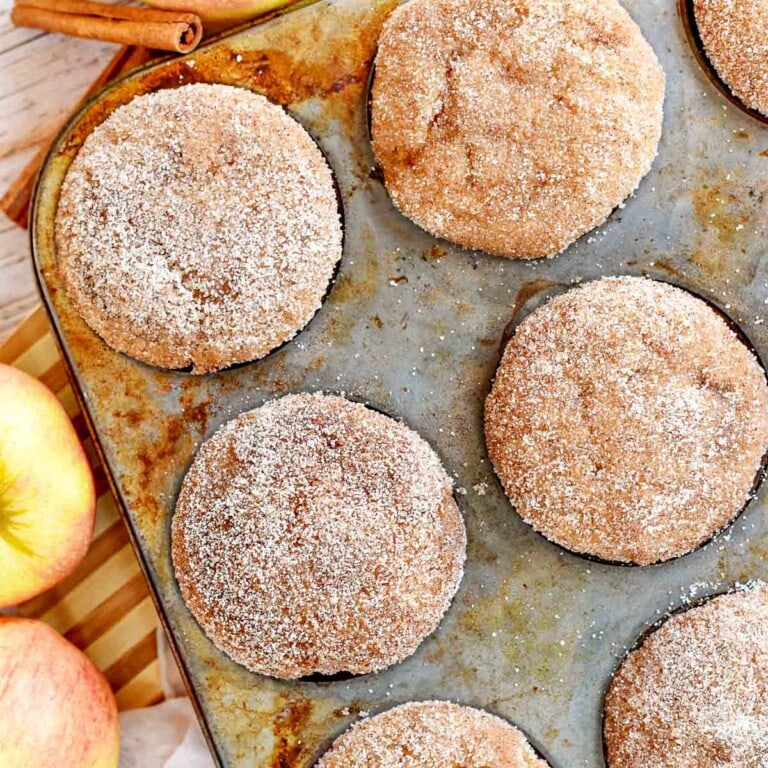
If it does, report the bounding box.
[0,306,164,711]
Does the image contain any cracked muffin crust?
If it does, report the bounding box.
[694,0,768,117]
[484,277,768,565]
[55,83,342,373]
[316,701,549,767]
[604,584,768,768]
[171,393,466,679]
[371,0,665,259]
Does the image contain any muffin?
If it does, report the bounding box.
[317,701,549,767]
[55,83,342,373]
[485,276,768,565]
[371,0,665,259]
[171,393,466,678]
[604,584,768,767]
[694,0,768,116]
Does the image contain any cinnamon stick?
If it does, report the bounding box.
[11,0,203,53]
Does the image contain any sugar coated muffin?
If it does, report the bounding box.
[371,0,665,259]
[172,393,466,678]
[604,584,768,767]
[56,83,342,373]
[317,701,549,767]
[485,277,768,564]
[694,0,768,116]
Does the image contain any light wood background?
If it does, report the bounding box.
[0,4,168,714]
[0,0,119,340]
[1,307,166,711]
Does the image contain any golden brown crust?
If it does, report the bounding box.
[317,701,549,767]
[171,393,466,679]
[694,0,768,117]
[371,0,665,259]
[604,585,768,768]
[485,277,768,565]
[55,83,342,373]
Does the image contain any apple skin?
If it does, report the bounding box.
[0,617,119,767]
[144,0,294,25]
[0,363,95,608]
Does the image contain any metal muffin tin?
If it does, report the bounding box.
[30,0,768,765]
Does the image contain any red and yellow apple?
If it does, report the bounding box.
[0,363,95,607]
[0,617,119,767]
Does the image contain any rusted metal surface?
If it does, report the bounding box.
[30,0,768,765]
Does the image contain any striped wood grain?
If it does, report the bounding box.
[0,306,164,711]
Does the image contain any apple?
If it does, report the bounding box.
[144,0,295,25]
[0,617,119,767]
[0,363,95,607]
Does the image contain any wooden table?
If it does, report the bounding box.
[0,0,119,341]
[0,4,167,715]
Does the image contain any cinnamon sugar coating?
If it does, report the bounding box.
[371,0,665,259]
[55,84,342,373]
[317,701,549,767]
[694,0,768,116]
[171,393,466,679]
[604,584,768,768]
[485,277,768,565]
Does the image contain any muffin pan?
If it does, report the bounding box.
[30,0,768,765]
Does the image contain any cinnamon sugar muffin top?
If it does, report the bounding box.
[317,701,549,767]
[694,0,768,116]
[604,584,768,768]
[484,277,768,565]
[55,83,342,373]
[171,393,466,679]
[371,0,665,259]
